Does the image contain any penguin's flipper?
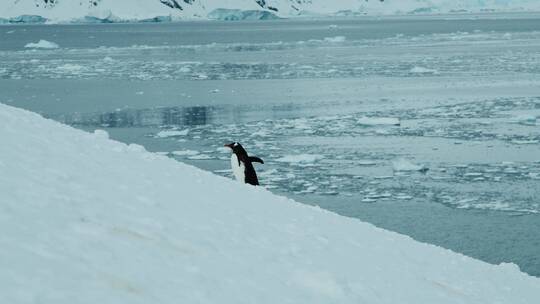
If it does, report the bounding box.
[249,156,264,164]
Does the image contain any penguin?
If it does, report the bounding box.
[224,142,264,186]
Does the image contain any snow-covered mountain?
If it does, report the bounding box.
[1,0,540,23]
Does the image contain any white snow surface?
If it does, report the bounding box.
[24,39,59,49]
[1,0,540,22]
[1,102,540,303]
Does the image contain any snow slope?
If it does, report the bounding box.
[1,0,540,22]
[1,103,540,303]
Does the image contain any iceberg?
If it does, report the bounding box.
[24,39,59,49]
[207,9,279,21]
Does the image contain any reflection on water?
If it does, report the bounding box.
[50,101,337,129]
[52,105,217,128]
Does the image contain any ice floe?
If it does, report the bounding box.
[24,39,59,49]
[409,66,439,74]
[154,129,189,138]
[392,158,428,172]
[276,154,324,164]
[323,36,346,43]
[171,150,200,156]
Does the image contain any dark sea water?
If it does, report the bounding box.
[1,15,539,276]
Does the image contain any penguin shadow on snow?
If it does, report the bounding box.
[224,142,264,186]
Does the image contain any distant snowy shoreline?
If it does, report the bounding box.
[2,11,540,25]
[2,0,540,24]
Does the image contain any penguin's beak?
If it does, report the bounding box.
[224,143,233,149]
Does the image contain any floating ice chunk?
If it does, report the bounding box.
[56,64,84,72]
[171,150,199,156]
[155,129,189,138]
[276,154,324,164]
[464,172,483,177]
[357,117,400,126]
[409,66,438,74]
[305,185,318,193]
[512,139,539,145]
[512,115,537,126]
[328,24,339,29]
[103,56,114,62]
[396,195,413,200]
[216,146,230,153]
[362,198,377,203]
[392,158,428,172]
[188,154,212,160]
[24,39,59,49]
[358,160,377,166]
[469,201,514,212]
[323,36,346,43]
[529,172,540,179]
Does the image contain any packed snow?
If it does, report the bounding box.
[24,39,59,49]
[2,102,540,302]
[2,0,540,23]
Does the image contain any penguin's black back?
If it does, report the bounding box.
[239,155,260,186]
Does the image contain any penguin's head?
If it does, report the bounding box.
[224,142,247,155]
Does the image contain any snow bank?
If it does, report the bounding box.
[24,39,59,49]
[1,102,539,303]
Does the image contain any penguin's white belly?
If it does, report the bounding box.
[230,154,245,183]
